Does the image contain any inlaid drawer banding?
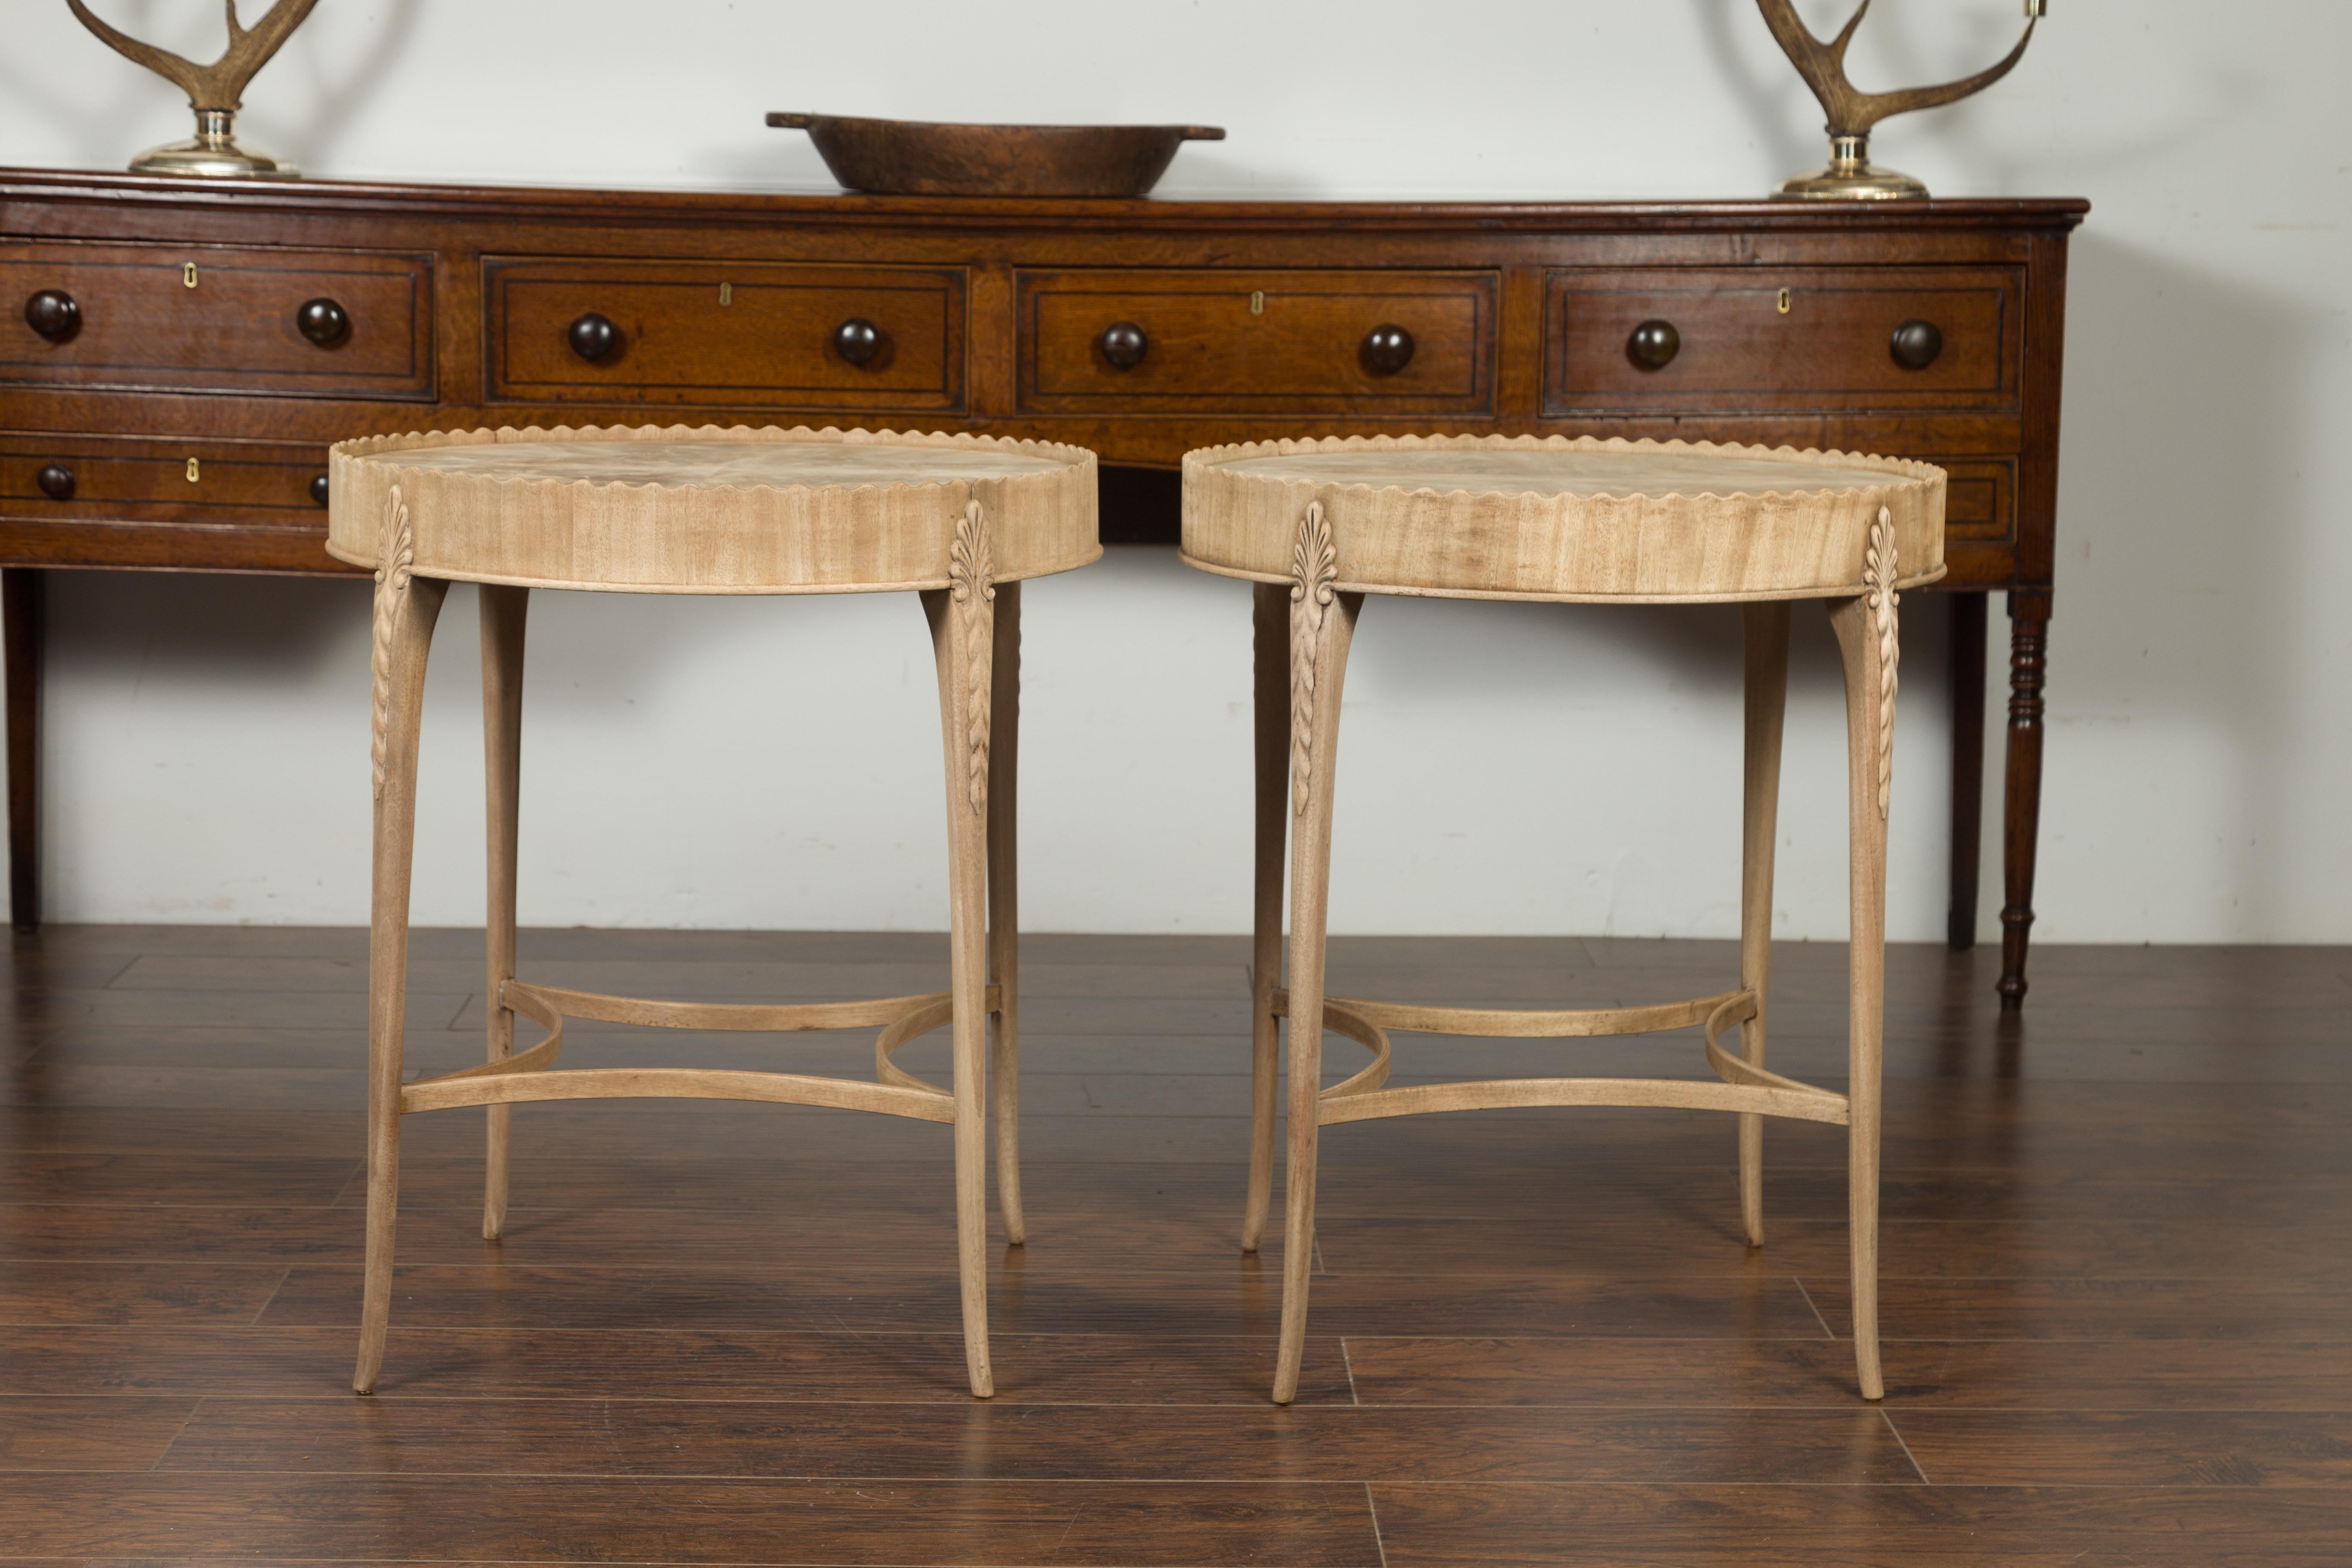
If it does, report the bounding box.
[1546,264,2019,415]
[486,257,965,412]
[2,435,334,519]
[3,239,433,401]
[1016,268,1497,415]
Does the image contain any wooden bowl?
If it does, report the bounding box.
[766,113,1224,198]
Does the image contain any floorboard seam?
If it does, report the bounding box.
[149,1394,207,1471]
[1341,1338,1360,1405]
[1366,1479,1390,1568]
[247,1266,293,1326]
[1793,1277,1838,1339]
[1880,1407,1932,1484]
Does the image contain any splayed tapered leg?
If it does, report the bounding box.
[1738,601,1789,1247]
[1243,581,1289,1254]
[1828,559,1896,1403]
[355,546,447,1396]
[926,531,995,1398]
[1274,511,1358,1404]
[479,584,527,1242]
[986,579,1025,1245]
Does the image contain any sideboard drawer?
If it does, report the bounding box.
[1933,457,2014,546]
[1,239,433,400]
[1544,266,2019,415]
[0,433,331,519]
[1017,269,1496,414]
[487,258,964,411]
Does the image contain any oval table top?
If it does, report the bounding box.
[1181,434,1945,603]
[327,423,1099,594]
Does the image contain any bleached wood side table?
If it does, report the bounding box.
[328,423,1098,1399]
[1181,433,1944,1403]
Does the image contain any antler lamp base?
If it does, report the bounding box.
[1775,135,1927,201]
[129,110,300,180]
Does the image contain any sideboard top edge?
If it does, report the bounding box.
[0,167,2091,232]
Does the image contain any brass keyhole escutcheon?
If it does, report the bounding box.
[184,263,199,289]
[1250,291,1265,316]
[718,282,732,306]
[1777,288,1792,315]
[185,457,201,482]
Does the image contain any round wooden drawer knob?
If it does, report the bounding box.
[1360,324,1415,376]
[24,289,80,343]
[310,474,331,506]
[1098,321,1148,370]
[1627,319,1681,370]
[1891,319,1943,370]
[833,317,882,365]
[297,297,350,347]
[36,463,74,501]
[567,312,620,362]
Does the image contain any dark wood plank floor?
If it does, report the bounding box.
[3,925,2349,1565]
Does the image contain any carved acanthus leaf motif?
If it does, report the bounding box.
[948,500,995,815]
[1289,501,1338,817]
[1862,505,1899,819]
[368,484,416,800]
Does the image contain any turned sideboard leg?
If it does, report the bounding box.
[986,579,1025,1247]
[1999,591,2051,1009]
[479,585,528,1242]
[1243,581,1289,1255]
[1947,591,1987,952]
[356,548,447,1396]
[3,569,43,931]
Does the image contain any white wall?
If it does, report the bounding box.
[3,0,2346,941]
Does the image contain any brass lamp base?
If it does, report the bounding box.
[129,110,300,180]
[1773,135,1927,201]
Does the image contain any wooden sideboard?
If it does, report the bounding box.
[0,169,2085,1004]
